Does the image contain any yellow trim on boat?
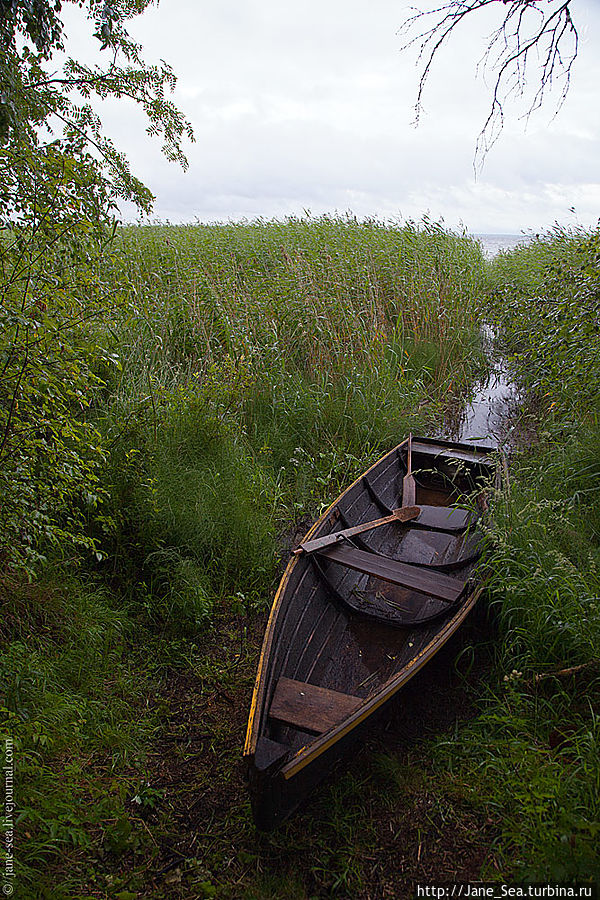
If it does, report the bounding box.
[280,586,482,779]
[243,438,409,758]
[243,555,295,756]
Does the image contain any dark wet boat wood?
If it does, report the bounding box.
[243,435,498,829]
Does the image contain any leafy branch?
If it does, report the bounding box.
[0,0,194,572]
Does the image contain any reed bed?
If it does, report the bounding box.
[4,216,490,897]
[95,216,486,609]
[111,215,483,382]
[431,225,600,882]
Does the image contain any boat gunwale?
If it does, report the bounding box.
[243,435,496,761]
[279,584,483,779]
[243,438,410,758]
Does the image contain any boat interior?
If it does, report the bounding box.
[253,439,495,767]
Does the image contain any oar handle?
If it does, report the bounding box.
[294,505,420,555]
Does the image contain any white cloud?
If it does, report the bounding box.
[61,0,600,232]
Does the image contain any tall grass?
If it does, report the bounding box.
[431,224,600,882]
[112,215,483,383]
[95,216,486,609]
[11,218,600,890]
[3,216,489,895]
[486,224,600,416]
[0,573,155,889]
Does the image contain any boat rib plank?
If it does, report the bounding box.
[277,582,323,678]
[318,544,466,603]
[303,611,347,684]
[289,602,339,682]
[269,676,363,735]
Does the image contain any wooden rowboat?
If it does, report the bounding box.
[243,435,497,829]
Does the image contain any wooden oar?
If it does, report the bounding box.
[402,432,416,507]
[293,505,421,556]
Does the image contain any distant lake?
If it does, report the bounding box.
[473,233,532,259]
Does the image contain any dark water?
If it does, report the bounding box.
[444,365,518,449]
[441,328,519,450]
[437,234,533,448]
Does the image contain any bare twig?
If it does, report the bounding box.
[533,660,599,685]
[399,0,578,164]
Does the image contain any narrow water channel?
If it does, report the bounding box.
[439,234,532,450]
[439,327,520,450]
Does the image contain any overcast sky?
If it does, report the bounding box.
[64,0,600,233]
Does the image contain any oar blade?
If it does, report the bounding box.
[402,473,416,507]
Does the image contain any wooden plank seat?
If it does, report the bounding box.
[410,439,494,465]
[384,528,482,571]
[269,676,363,735]
[362,476,474,532]
[414,505,473,532]
[318,543,466,604]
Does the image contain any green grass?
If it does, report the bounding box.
[428,225,600,883]
[486,225,600,416]
[0,572,159,894]
[8,218,600,900]
[2,215,491,897]
[9,217,600,895]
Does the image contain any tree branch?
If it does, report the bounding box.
[399,0,578,162]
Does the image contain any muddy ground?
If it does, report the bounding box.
[93,596,501,900]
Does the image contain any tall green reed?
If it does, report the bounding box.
[97,216,486,609]
[111,215,484,383]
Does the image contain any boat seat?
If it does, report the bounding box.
[269,676,363,735]
[387,528,482,571]
[362,475,475,532]
[317,543,466,604]
[334,506,482,570]
[415,505,474,532]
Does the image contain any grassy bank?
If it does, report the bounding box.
[1,217,488,897]
[4,218,599,896]
[428,226,600,882]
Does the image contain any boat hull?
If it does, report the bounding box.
[244,436,498,829]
